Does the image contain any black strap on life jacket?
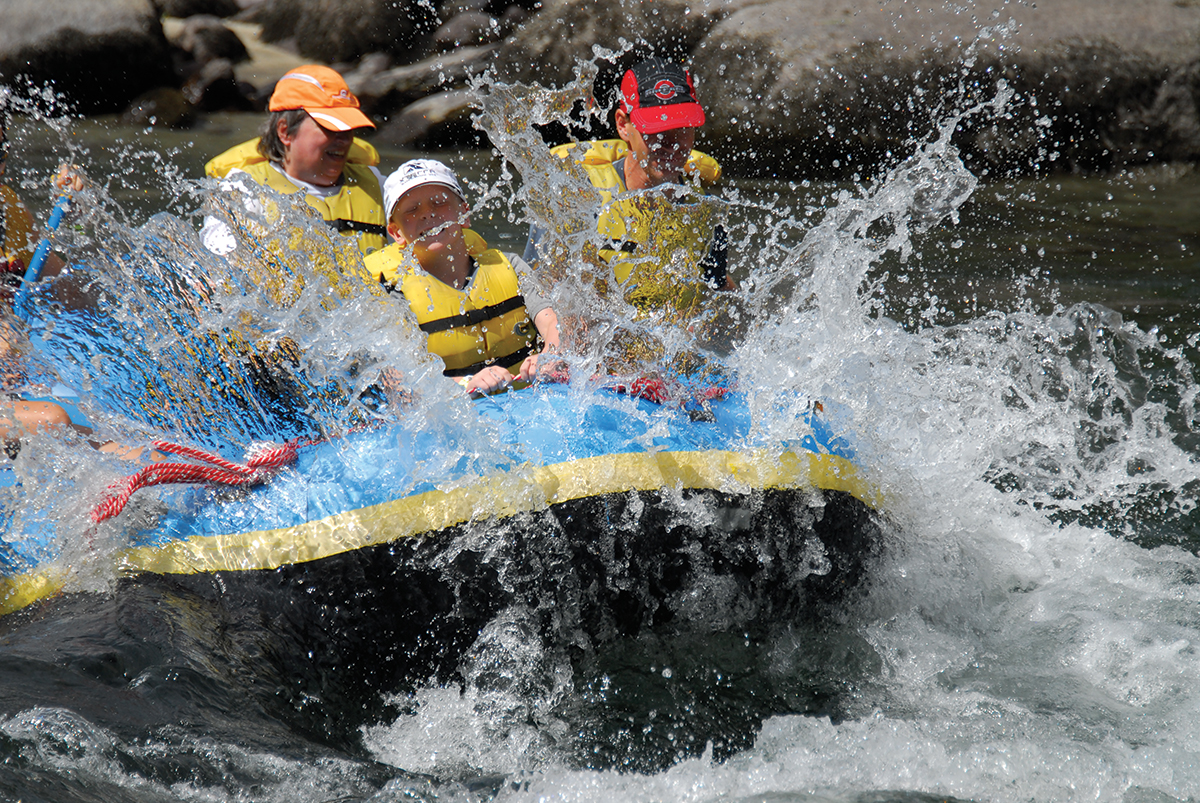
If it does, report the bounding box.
[605,239,639,254]
[442,341,538,378]
[329,219,387,237]
[418,295,527,335]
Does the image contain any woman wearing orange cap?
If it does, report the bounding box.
[201,65,387,258]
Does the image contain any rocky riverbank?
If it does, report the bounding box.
[3,0,1199,179]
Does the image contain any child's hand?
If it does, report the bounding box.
[518,351,568,383]
[465,365,515,395]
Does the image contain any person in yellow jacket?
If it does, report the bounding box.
[0,109,84,304]
[524,57,735,317]
[200,65,386,258]
[364,160,561,396]
[1,106,145,459]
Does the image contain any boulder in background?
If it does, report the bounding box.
[0,0,176,116]
[374,87,481,147]
[248,0,439,64]
[491,0,1200,179]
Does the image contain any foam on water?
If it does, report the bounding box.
[360,47,1200,803]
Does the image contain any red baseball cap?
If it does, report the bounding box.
[620,58,705,135]
[269,65,374,132]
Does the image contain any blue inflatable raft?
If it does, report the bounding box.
[1,375,882,618]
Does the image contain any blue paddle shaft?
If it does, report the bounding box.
[13,193,71,320]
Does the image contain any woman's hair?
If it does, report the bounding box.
[257,109,308,163]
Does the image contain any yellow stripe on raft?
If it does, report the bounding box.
[118,448,882,577]
[0,448,883,616]
[0,569,69,618]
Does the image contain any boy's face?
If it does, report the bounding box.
[387,183,469,263]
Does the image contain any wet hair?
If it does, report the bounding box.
[257,109,308,163]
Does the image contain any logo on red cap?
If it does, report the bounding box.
[652,80,681,101]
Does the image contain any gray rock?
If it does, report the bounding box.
[345,51,394,83]
[122,86,195,127]
[688,0,1200,177]
[440,0,488,14]
[182,57,254,110]
[249,0,439,64]
[172,15,250,64]
[497,4,529,35]
[433,11,504,51]
[353,44,497,115]
[374,87,482,147]
[0,0,176,116]
[489,0,1200,178]
[492,0,751,93]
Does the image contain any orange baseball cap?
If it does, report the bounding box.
[268,65,374,132]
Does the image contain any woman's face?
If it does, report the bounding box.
[278,115,355,187]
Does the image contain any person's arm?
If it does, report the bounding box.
[533,307,560,353]
[38,165,86,278]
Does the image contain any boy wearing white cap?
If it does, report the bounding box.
[365,159,560,395]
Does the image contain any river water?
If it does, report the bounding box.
[2,62,1200,803]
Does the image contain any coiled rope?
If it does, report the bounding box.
[91,440,299,523]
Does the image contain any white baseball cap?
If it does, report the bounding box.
[383,159,465,219]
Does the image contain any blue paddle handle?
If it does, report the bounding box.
[13,193,72,320]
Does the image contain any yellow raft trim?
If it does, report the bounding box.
[0,568,69,618]
[1,448,882,616]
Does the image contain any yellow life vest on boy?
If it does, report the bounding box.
[206,138,386,255]
[550,139,723,314]
[364,229,539,378]
[1,185,36,302]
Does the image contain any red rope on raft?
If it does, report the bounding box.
[91,440,299,523]
[605,376,730,406]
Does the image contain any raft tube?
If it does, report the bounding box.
[1,383,883,621]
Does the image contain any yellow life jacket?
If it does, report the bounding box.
[1,184,36,303]
[550,139,723,315]
[235,160,387,256]
[365,229,539,378]
[204,137,380,179]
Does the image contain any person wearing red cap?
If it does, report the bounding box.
[524,56,734,318]
[201,65,386,258]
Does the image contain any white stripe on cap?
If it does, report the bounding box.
[308,110,353,131]
[280,72,325,90]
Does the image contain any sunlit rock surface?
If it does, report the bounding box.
[491,0,1200,178]
[5,0,1200,177]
